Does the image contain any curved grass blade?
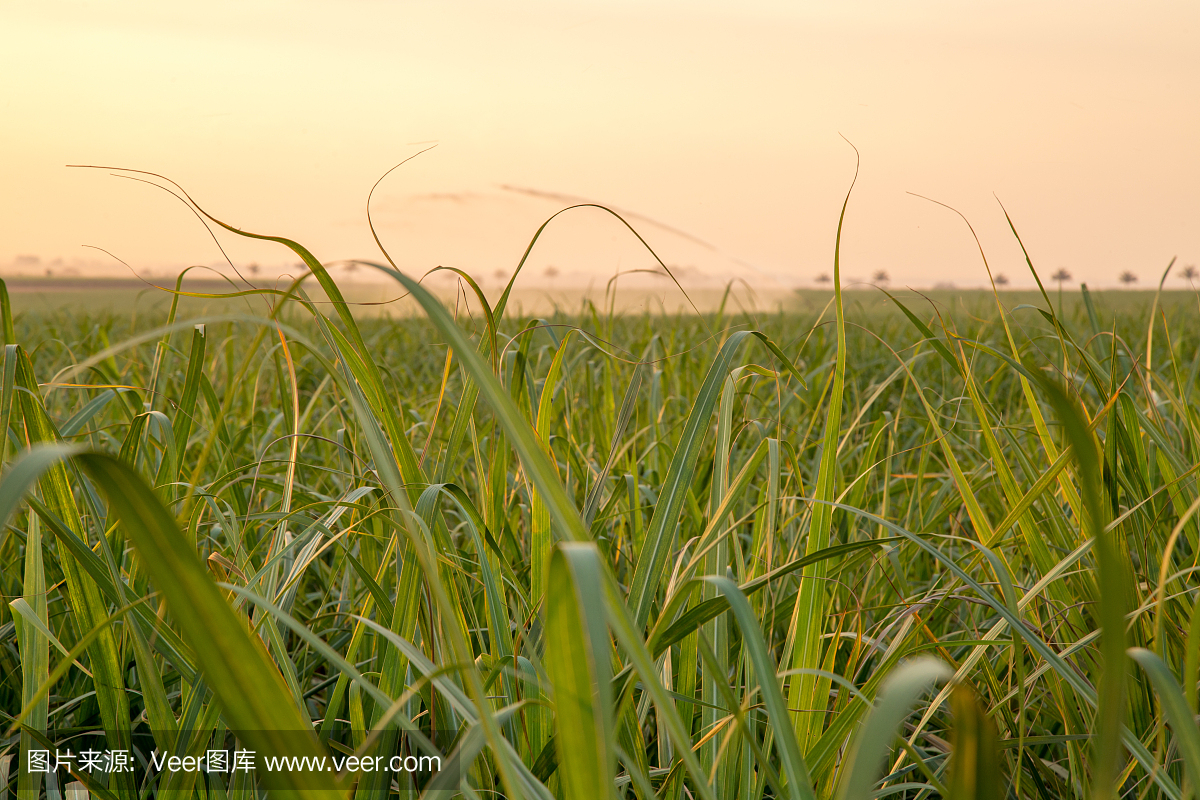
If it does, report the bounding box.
[705,576,816,800]
[544,543,616,800]
[837,658,952,800]
[650,538,900,657]
[72,451,344,799]
[359,260,592,546]
[1129,648,1200,795]
[627,330,755,629]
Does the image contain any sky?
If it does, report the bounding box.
[2,0,1198,294]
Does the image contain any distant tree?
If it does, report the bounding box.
[544,265,559,281]
[1051,268,1072,315]
[249,262,261,275]
[1181,265,1198,286]
[815,273,831,284]
[872,269,890,286]
[1119,271,1138,286]
[994,273,1009,287]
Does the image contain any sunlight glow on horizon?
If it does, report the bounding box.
[2,0,1197,291]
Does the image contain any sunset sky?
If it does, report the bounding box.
[2,0,1197,293]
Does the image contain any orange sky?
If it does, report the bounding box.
[2,0,1197,292]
